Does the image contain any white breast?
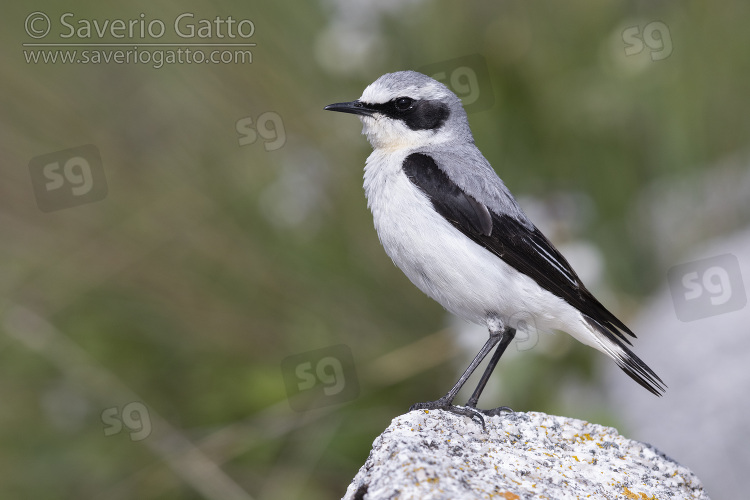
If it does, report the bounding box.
[363,149,603,353]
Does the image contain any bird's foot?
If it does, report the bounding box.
[465,395,513,417]
[471,405,513,417]
[409,398,486,430]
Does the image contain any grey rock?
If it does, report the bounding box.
[343,410,708,500]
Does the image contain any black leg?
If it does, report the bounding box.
[465,327,515,415]
[409,329,503,428]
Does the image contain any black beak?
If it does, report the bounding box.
[324,100,375,117]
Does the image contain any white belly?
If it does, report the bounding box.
[363,150,585,336]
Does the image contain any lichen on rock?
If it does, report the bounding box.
[342,410,709,500]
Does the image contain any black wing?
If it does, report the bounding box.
[403,152,665,395]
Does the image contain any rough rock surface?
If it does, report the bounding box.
[342,410,709,500]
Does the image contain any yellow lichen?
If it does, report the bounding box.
[623,486,657,499]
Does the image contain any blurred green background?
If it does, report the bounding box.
[2,1,749,498]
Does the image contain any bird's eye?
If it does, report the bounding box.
[394,97,414,111]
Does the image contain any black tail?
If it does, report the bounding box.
[586,317,666,396]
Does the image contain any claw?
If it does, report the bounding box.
[475,406,513,417]
[409,400,486,430]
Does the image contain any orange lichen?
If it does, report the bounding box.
[623,486,657,499]
[497,492,519,500]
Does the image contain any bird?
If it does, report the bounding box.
[324,71,665,425]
